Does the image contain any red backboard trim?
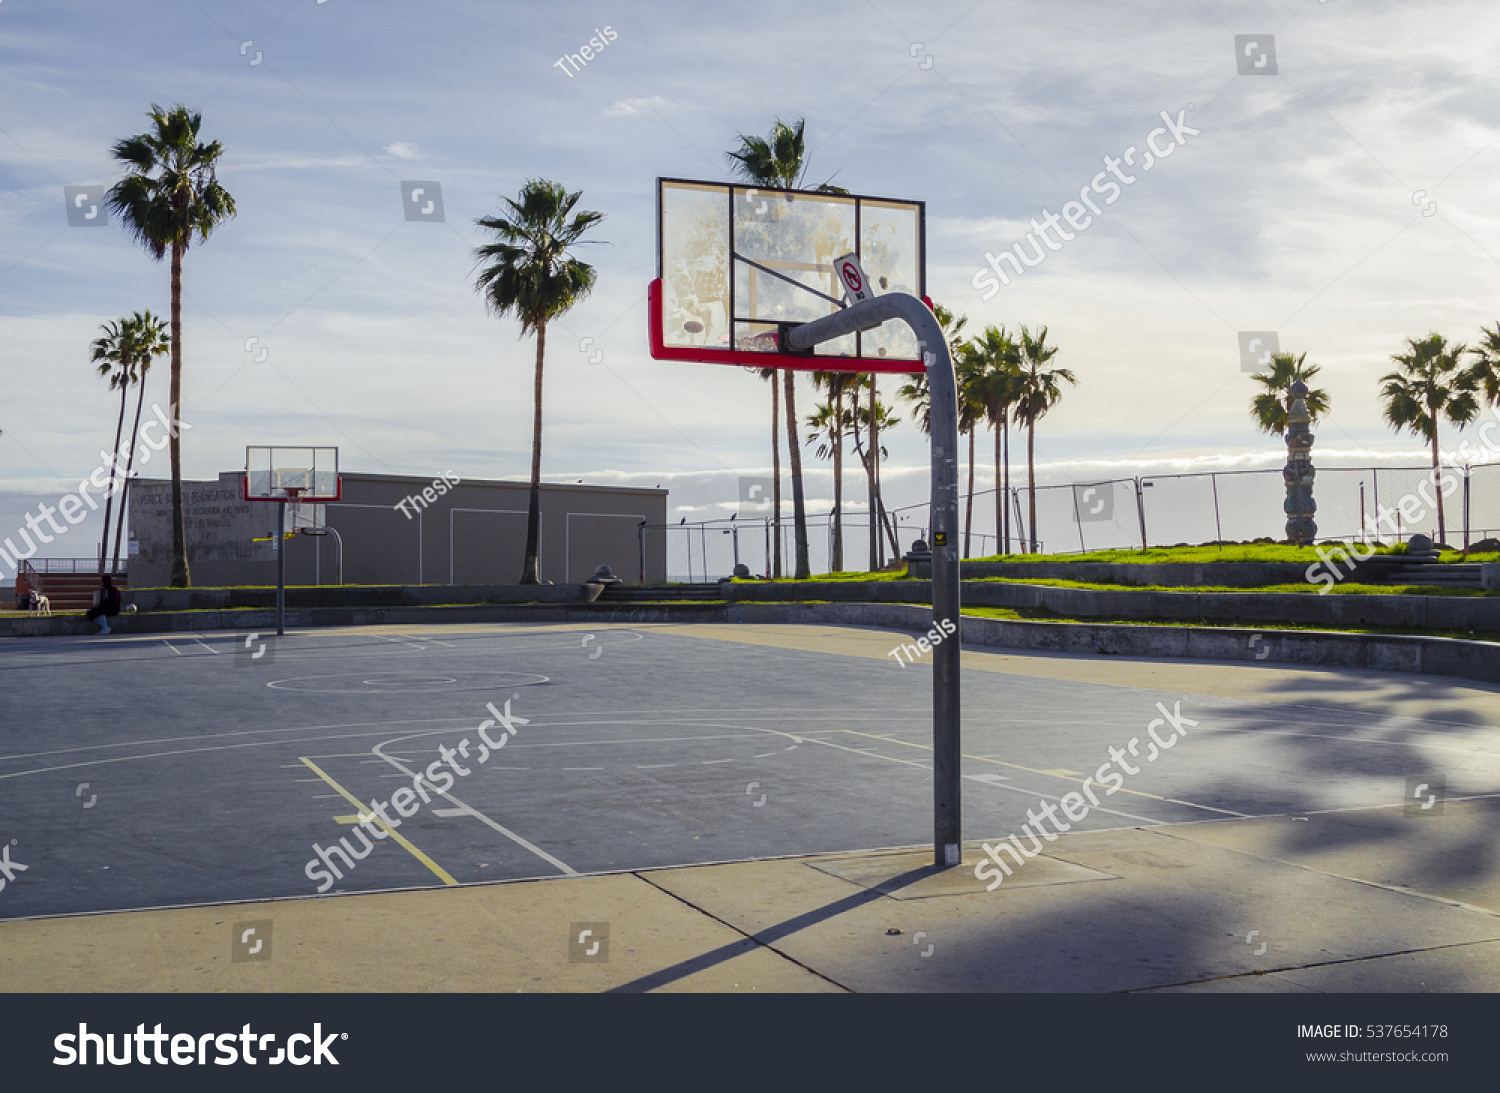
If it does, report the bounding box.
[243,477,343,504]
[647,279,928,375]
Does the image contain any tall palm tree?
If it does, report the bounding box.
[94,312,169,575]
[724,116,849,194]
[969,325,1023,554]
[756,366,783,578]
[808,371,856,571]
[474,179,605,583]
[1465,322,1500,406]
[1379,333,1477,543]
[1011,325,1076,553]
[91,318,141,575]
[846,379,901,564]
[899,304,981,555]
[1249,351,1330,436]
[107,103,236,587]
[725,117,846,578]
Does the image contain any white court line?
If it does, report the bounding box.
[371,734,577,876]
[192,637,221,655]
[751,726,1169,827]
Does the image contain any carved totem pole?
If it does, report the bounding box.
[1283,379,1317,544]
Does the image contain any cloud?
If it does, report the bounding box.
[601,96,673,118]
[383,142,426,161]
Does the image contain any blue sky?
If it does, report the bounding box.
[2,0,1499,556]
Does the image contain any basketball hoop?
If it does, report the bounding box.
[244,446,340,637]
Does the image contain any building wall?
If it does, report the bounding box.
[129,472,667,588]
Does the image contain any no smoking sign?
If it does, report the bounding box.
[833,253,874,303]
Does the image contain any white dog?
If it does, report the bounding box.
[27,591,51,617]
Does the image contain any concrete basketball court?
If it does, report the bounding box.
[3,619,1500,992]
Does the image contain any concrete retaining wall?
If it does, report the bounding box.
[725,580,1500,631]
[123,582,603,611]
[5,599,1500,689]
[957,561,1322,586]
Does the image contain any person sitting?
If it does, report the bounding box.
[85,575,123,634]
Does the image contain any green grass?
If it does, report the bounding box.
[971,577,1493,597]
[955,604,1500,643]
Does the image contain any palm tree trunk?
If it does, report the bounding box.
[831,393,844,572]
[963,425,975,558]
[1003,417,1012,553]
[1027,421,1038,553]
[521,320,547,583]
[855,384,875,571]
[169,239,189,588]
[992,421,1002,556]
[783,371,810,579]
[870,373,876,563]
[100,366,129,575]
[111,371,149,573]
[770,377,781,579]
[1432,430,1445,543]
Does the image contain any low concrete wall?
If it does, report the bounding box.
[5,599,1500,689]
[725,580,1500,632]
[957,558,1412,587]
[123,583,603,612]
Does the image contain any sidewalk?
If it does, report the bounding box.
[5,797,1498,993]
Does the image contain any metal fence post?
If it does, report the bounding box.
[1134,478,1148,550]
[1210,473,1223,544]
[1464,465,1471,553]
[638,521,646,584]
[1072,487,1086,553]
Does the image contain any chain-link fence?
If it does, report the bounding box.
[954,462,1500,558]
[643,461,1500,580]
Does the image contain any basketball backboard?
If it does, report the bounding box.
[651,177,927,374]
[245,446,341,502]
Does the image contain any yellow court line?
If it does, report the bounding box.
[838,730,1250,817]
[299,757,459,885]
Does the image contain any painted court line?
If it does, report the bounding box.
[299,756,458,886]
[371,739,578,877]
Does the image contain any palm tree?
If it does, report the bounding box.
[91,318,139,575]
[110,311,169,574]
[474,179,606,583]
[899,304,983,555]
[1379,333,1478,544]
[756,366,783,578]
[1011,325,1076,553]
[1249,351,1330,436]
[846,379,901,564]
[92,312,169,575]
[1465,322,1500,406]
[808,371,857,571]
[107,104,236,587]
[725,117,846,579]
[724,116,848,194]
[968,325,1023,554]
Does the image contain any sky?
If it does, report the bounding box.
[2,0,1499,563]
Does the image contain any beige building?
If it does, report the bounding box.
[128,471,667,588]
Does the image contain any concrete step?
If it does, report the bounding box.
[1379,563,1482,588]
[600,583,724,602]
